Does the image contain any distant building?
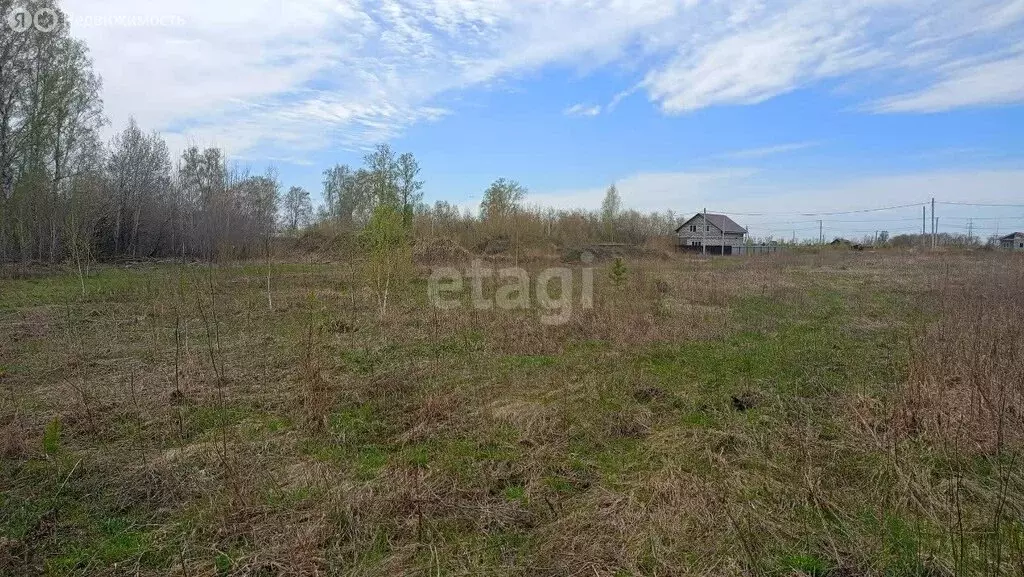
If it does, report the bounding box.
[675,213,748,255]
[1000,232,1024,251]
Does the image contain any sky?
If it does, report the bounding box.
[58,0,1024,241]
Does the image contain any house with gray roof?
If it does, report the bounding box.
[675,213,748,255]
[1000,232,1024,251]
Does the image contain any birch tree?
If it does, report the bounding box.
[282,186,312,232]
[397,152,422,226]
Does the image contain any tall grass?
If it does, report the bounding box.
[899,255,1024,451]
[896,254,1024,573]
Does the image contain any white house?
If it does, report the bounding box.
[1000,232,1024,251]
[675,213,748,255]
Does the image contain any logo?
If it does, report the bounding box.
[5,7,31,32]
[5,7,62,33]
[33,8,58,32]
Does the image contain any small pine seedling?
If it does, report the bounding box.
[609,257,627,287]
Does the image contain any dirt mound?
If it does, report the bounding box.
[561,243,663,263]
[476,235,511,255]
[285,226,358,256]
[414,237,472,263]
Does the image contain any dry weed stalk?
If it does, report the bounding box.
[897,256,1024,452]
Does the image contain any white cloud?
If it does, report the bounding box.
[871,53,1024,112]
[717,141,821,160]
[605,86,638,112]
[61,0,1024,157]
[564,103,602,117]
[642,0,1024,114]
[644,2,867,112]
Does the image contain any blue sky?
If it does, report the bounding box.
[63,0,1024,240]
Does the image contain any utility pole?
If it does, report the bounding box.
[922,206,926,249]
[819,220,823,244]
[702,208,707,256]
[930,197,936,249]
[968,219,973,245]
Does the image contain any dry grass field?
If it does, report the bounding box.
[2,249,1023,576]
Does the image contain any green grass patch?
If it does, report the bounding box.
[502,354,557,369]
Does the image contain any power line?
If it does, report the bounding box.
[823,228,923,234]
[743,216,1024,229]
[938,201,1024,208]
[705,200,1024,218]
[743,216,926,226]
[826,217,925,223]
[749,227,924,236]
[798,202,929,217]
[692,199,1024,244]
[939,215,1024,221]
[747,227,821,233]
[705,201,927,217]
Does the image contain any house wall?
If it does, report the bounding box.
[677,234,746,248]
[676,215,746,248]
[1001,237,1024,250]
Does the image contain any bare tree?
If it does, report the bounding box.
[600,183,621,239]
[282,185,312,232]
[397,152,423,226]
[364,144,399,208]
[322,164,371,227]
[479,178,525,221]
[107,119,171,257]
[0,0,104,263]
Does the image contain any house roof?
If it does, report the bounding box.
[1000,232,1024,240]
[675,213,747,234]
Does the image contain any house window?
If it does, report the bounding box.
[706,226,710,232]
[690,225,696,232]
[1019,242,1023,248]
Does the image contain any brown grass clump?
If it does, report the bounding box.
[412,236,473,265]
[538,471,731,576]
[0,413,32,459]
[488,399,564,446]
[896,256,1024,453]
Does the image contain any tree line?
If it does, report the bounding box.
[0,0,681,268]
[0,0,415,264]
